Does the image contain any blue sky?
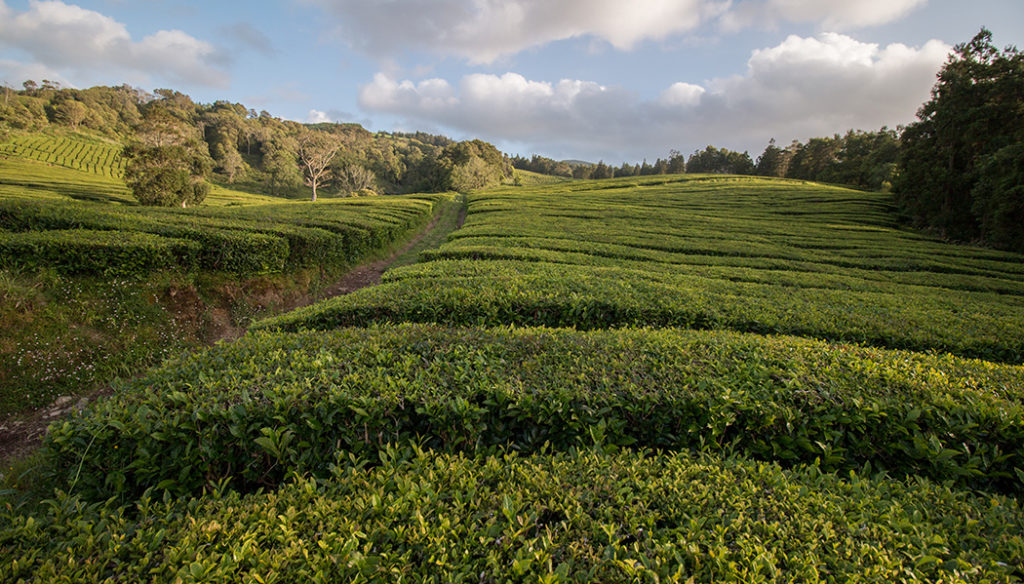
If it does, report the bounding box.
[1,0,1022,162]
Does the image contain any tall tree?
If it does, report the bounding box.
[894,28,1024,247]
[123,106,211,207]
[755,139,788,177]
[298,131,340,201]
[666,149,687,174]
[123,144,211,207]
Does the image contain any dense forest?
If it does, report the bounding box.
[0,83,511,202]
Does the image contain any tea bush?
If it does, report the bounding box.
[44,325,1024,500]
[5,448,1023,583]
[0,229,201,277]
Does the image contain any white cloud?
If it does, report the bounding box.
[306,108,357,124]
[304,0,724,63]
[304,0,926,62]
[722,0,929,31]
[659,82,706,107]
[359,33,950,161]
[0,0,227,87]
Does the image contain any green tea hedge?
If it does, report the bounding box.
[44,325,1024,500]
[0,229,200,277]
[252,177,1024,362]
[253,260,1024,364]
[0,193,447,276]
[6,449,1023,583]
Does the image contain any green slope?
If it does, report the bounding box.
[257,175,1024,363]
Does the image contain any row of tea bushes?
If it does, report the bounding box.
[255,176,1024,360]
[255,259,1024,363]
[6,448,1023,583]
[0,229,201,276]
[0,193,448,276]
[44,325,1024,500]
[0,133,127,178]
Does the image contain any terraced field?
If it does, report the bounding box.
[0,133,126,178]
[6,174,1024,581]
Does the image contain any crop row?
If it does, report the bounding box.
[259,177,1024,361]
[0,229,201,276]
[6,448,1022,583]
[44,324,1024,500]
[0,134,126,178]
[257,259,1024,363]
[0,194,447,276]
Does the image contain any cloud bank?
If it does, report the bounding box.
[359,33,950,161]
[305,0,928,63]
[0,0,227,87]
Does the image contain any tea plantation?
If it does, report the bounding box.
[0,140,452,412]
[5,174,1024,582]
[260,176,1024,363]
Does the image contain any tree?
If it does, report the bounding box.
[298,131,341,201]
[432,139,511,191]
[687,146,754,174]
[261,136,302,196]
[123,144,211,207]
[894,28,1024,246]
[124,106,212,207]
[592,161,614,179]
[53,99,88,130]
[666,150,686,174]
[338,159,377,193]
[971,144,1024,252]
[755,139,788,177]
[787,137,839,180]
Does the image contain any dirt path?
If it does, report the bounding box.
[320,212,444,297]
[0,199,466,469]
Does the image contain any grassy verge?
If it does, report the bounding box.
[388,193,467,269]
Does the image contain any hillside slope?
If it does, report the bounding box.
[7,174,1024,581]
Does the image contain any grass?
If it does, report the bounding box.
[388,193,466,269]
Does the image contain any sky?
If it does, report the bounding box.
[1,1,1022,163]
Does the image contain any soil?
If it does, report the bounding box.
[0,208,457,468]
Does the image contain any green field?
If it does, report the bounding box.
[5,159,1024,580]
[0,133,453,412]
[259,175,1024,363]
[0,133,127,178]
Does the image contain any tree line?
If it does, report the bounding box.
[515,132,899,191]
[1,83,511,205]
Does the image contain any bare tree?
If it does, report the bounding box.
[298,131,340,201]
[340,161,376,193]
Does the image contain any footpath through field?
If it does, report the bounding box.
[313,193,467,300]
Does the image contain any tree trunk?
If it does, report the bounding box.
[311,181,317,202]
